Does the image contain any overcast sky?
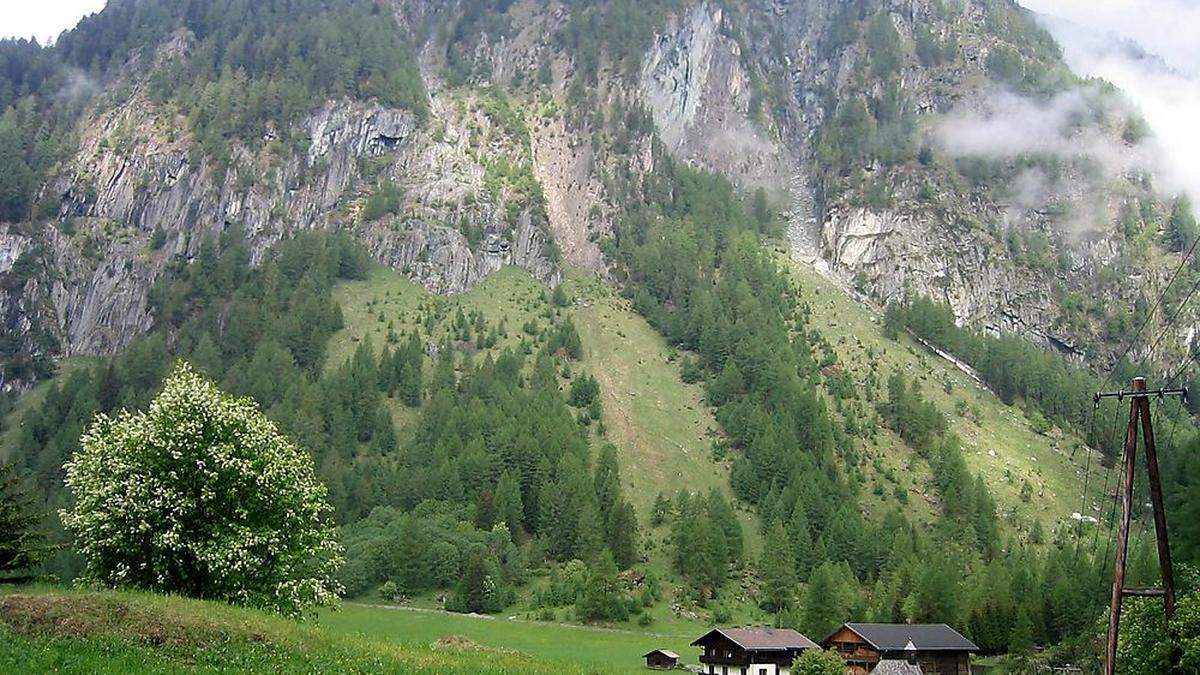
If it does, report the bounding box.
[1017,0,1200,205]
[1,0,108,44]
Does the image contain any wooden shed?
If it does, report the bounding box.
[643,648,680,670]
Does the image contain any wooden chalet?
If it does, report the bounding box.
[822,623,977,675]
[643,648,679,670]
[692,627,819,675]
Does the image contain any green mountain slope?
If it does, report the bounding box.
[789,258,1104,538]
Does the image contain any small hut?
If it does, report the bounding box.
[643,648,680,670]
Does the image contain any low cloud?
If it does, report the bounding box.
[56,68,98,103]
[1016,0,1200,209]
[933,86,1149,236]
[934,88,1141,175]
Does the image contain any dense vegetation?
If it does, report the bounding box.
[338,344,644,619]
[8,228,649,622]
[593,143,1194,666]
[604,153,1011,636]
[0,462,46,577]
[2,0,1197,669]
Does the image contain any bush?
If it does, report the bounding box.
[62,362,343,617]
[794,649,847,675]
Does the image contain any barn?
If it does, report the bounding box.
[644,648,680,670]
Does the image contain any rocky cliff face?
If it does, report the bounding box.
[3,33,565,370]
[634,0,1177,364]
[1,0,1187,382]
[639,1,793,196]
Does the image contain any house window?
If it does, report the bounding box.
[758,668,768,675]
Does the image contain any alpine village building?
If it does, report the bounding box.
[691,627,819,675]
[821,623,979,675]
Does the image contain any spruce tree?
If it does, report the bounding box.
[607,500,639,570]
[494,473,526,541]
[593,444,621,521]
[802,562,846,639]
[576,552,628,622]
[455,549,494,614]
[759,520,798,616]
[0,462,46,575]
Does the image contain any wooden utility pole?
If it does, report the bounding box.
[1096,377,1185,675]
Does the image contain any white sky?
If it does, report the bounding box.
[1018,0,1200,204]
[1,0,108,44]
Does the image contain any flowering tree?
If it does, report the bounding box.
[62,362,343,616]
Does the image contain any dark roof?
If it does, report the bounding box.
[692,627,819,652]
[827,623,978,652]
[871,660,925,675]
[643,649,679,659]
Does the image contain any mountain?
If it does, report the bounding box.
[0,0,1193,380]
[2,0,1199,670]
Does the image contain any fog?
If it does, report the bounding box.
[1016,0,1200,206]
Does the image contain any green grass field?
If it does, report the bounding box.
[0,587,585,674]
[320,602,703,673]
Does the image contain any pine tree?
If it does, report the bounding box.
[788,505,817,578]
[1008,607,1035,653]
[651,492,672,526]
[0,462,46,575]
[706,489,743,564]
[593,444,620,521]
[494,473,526,541]
[454,549,495,614]
[607,499,639,570]
[759,520,798,616]
[574,494,606,563]
[1166,197,1197,252]
[802,562,847,639]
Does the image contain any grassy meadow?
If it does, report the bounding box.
[0,586,587,674]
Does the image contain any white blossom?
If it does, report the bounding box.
[62,362,343,617]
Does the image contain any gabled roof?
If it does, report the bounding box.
[643,649,680,659]
[871,660,925,675]
[828,623,978,652]
[691,627,819,651]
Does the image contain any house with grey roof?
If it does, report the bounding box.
[821,623,978,675]
[691,627,819,675]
